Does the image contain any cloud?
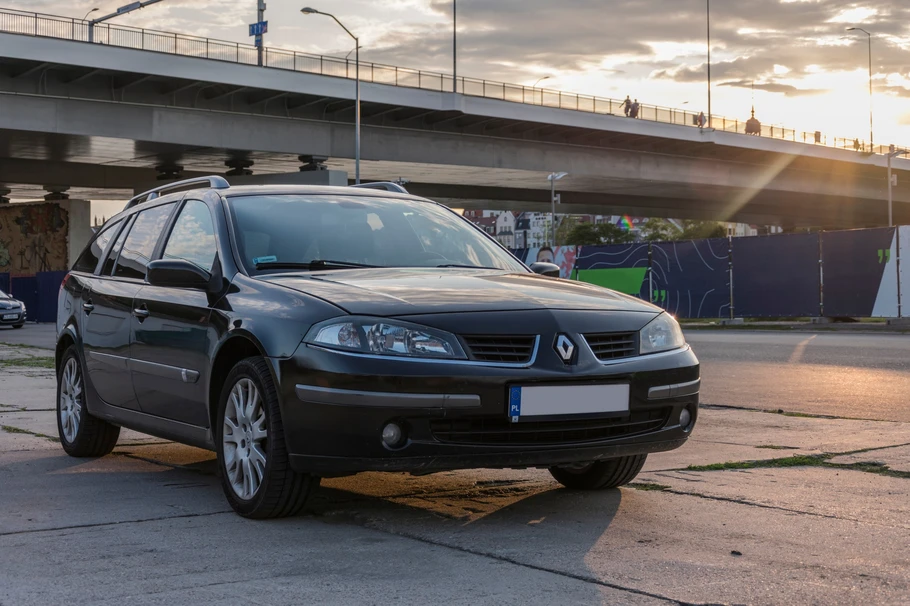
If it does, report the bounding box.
[719,79,829,97]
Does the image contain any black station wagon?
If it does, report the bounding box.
[56,177,699,518]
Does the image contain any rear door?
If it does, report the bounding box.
[130,199,220,426]
[83,203,176,409]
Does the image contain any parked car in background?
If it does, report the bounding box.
[0,288,25,329]
[55,177,700,519]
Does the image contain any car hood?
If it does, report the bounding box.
[257,268,660,316]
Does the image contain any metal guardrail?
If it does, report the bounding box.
[0,7,902,155]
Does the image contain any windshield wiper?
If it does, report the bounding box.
[255,260,380,271]
[435,264,503,270]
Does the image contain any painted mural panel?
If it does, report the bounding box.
[651,238,731,319]
[573,243,650,300]
[821,228,897,317]
[901,226,910,320]
[511,246,577,279]
[732,233,821,317]
[0,202,70,276]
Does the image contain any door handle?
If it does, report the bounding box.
[133,306,150,320]
[82,301,94,313]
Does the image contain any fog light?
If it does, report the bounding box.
[381,422,404,448]
[679,408,692,430]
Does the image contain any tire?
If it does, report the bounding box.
[549,454,647,490]
[13,324,23,329]
[56,345,120,457]
[216,356,318,519]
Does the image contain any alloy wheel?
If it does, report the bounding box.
[222,378,268,500]
[59,357,83,443]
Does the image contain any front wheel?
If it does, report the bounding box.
[216,357,318,518]
[549,454,647,490]
[57,346,120,457]
[12,324,23,329]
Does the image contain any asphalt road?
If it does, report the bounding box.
[686,330,910,422]
[1,326,908,605]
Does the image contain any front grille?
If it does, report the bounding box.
[583,332,637,361]
[462,335,536,364]
[431,408,669,446]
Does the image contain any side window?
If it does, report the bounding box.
[162,200,218,272]
[101,216,134,276]
[114,204,175,280]
[73,219,121,273]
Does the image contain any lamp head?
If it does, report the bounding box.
[301,7,319,14]
[548,172,569,181]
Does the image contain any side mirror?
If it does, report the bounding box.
[147,259,212,290]
[529,262,561,278]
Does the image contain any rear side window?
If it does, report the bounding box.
[162,200,217,272]
[73,220,121,273]
[114,204,175,280]
[101,216,133,276]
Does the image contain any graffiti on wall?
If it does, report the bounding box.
[0,203,69,276]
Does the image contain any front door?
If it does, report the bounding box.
[130,199,219,427]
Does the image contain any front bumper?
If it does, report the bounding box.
[0,310,24,325]
[275,335,699,476]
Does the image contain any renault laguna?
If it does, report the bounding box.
[56,177,699,518]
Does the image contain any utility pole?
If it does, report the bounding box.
[453,0,457,93]
[257,0,266,67]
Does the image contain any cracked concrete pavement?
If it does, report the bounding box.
[0,330,909,605]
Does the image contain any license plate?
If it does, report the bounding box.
[2,313,17,320]
[508,384,629,422]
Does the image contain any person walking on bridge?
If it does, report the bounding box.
[621,95,632,117]
[630,99,640,119]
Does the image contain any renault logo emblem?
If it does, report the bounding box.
[554,334,576,364]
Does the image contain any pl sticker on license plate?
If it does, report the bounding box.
[509,384,630,422]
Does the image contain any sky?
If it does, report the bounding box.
[9,0,910,216]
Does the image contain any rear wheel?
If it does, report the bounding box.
[216,357,318,518]
[57,346,120,457]
[549,454,647,490]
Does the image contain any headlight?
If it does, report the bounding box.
[305,317,467,360]
[640,313,685,355]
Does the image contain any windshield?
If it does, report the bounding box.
[227,194,527,274]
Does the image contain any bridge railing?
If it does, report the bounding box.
[0,7,901,155]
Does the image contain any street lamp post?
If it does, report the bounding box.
[301,7,360,184]
[548,172,568,246]
[706,0,712,128]
[88,0,164,43]
[533,76,551,105]
[847,27,873,149]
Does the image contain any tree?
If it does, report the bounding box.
[640,218,681,242]
[679,220,727,240]
[565,222,635,246]
[640,218,727,241]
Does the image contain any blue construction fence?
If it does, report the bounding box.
[513,226,910,318]
[0,271,67,323]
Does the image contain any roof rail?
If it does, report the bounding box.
[125,176,231,210]
[351,182,410,194]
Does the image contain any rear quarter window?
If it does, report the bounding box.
[73,219,122,274]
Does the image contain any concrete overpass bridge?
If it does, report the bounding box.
[1,7,909,227]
